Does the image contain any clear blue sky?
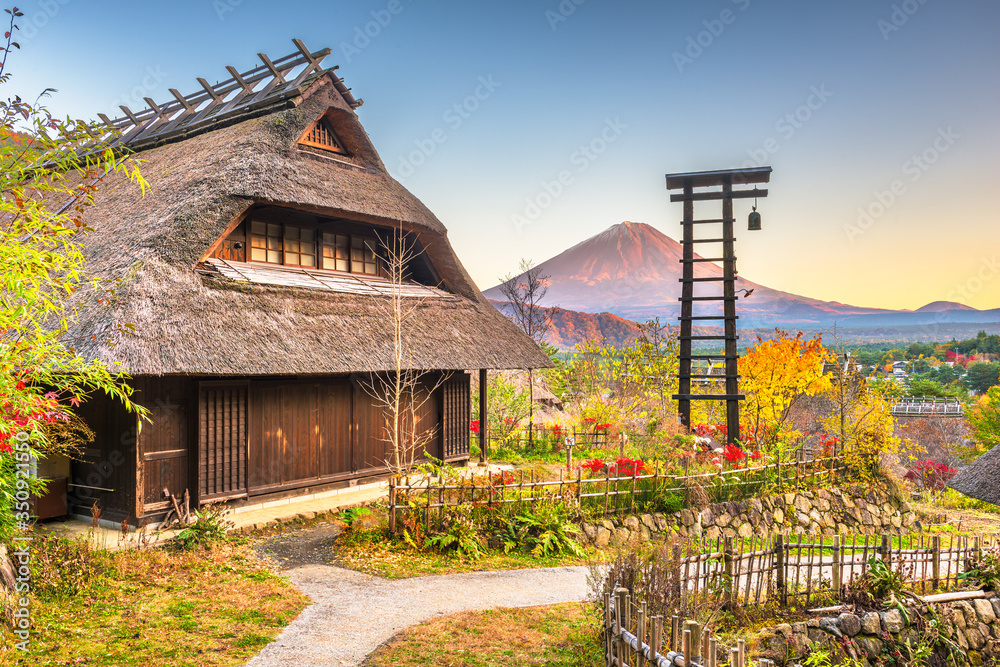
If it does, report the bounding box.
[11,0,1000,310]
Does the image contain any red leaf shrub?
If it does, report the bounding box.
[904,460,957,491]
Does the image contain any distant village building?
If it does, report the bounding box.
[58,43,548,526]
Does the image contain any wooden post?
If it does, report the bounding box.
[683,628,692,667]
[701,628,711,665]
[651,616,663,664]
[723,536,735,607]
[388,477,397,534]
[687,621,702,663]
[832,534,841,596]
[479,368,488,463]
[880,533,890,566]
[709,637,717,667]
[604,591,612,663]
[731,647,740,667]
[673,544,683,601]
[974,535,982,562]
[677,181,694,430]
[775,534,787,607]
[637,602,647,667]
[672,615,681,652]
[737,638,745,667]
[932,535,941,589]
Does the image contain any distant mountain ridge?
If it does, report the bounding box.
[483,221,1000,331]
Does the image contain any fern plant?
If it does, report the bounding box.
[425,506,482,561]
[509,501,584,558]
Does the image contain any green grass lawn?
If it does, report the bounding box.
[0,543,308,666]
[362,602,603,667]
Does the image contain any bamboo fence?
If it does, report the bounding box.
[604,532,998,667]
[388,455,846,535]
[604,587,765,667]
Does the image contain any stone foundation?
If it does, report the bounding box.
[581,486,916,547]
[753,595,1000,667]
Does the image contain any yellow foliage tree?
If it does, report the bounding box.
[739,331,833,452]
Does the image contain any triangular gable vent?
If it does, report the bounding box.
[299,116,346,154]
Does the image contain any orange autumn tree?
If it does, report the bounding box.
[739,331,833,453]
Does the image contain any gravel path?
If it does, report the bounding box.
[245,563,592,667]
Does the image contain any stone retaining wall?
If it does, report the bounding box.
[581,486,916,547]
[753,595,1000,667]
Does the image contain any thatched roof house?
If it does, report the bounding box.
[59,41,548,526]
[949,445,1000,506]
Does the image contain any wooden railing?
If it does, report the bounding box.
[388,455,846,535]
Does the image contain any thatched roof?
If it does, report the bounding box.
[948,445,1000,506]
[65,68,550,375]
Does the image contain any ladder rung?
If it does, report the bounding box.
[679,277,734,282]
[678,296,738,301]
[673,394,746,401]
[680,218,735,225]
[681,238,725,244]
[678,316,737,320]
[680,355,739,360]
[679,258,732,263]
[680,335,738,341]
[687,374,740,379]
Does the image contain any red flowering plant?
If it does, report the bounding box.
[904,460,957,492]
[816,433,840,457]
[489,470,515,487]
[610,457,647,477]
[469,419,480,435]
[580,458,607,475]
[722,444,746,464]
[595,423,612,431]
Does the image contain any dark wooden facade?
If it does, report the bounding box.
[70,372,470,525]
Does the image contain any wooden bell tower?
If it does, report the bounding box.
[665,167,772,445]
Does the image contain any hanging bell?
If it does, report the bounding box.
[748,207,762,231]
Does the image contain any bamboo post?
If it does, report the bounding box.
[737,638,745,667]
[672,615,681,652]
[604,472,611,517]
[709,637,717,667]
[931,535,941,590]
[388,477,397,534]
[424,478,431,534]
[723,536,735,607]
[701,628,711,665]
[576,467,582,506]
[651,616,663,664]
[832,534,841,596]
[974,535,982,562]
[673,543,683,603]
[775,534,787,607]
[880,533,890,566]
[687,621,701,663]
[637,602,647,667]
[731,647,740,667]
[604,591,612,661]
[683,628,692,667]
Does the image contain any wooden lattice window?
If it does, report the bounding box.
[299,117,346,154]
